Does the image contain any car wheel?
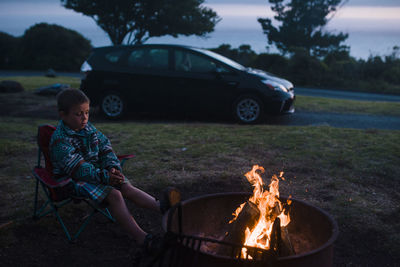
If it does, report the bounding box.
[233,95,264,124]
[100,92,125,119]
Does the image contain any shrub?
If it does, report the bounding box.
[210,44,257,66]
[250,53,289,77]
[20,23,92,71]
[288,49,328,86]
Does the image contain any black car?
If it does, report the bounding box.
[80,44,295,123]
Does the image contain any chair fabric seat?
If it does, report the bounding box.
[33,167,71,188]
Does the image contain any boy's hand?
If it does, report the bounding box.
[109,168,125,186]
[110,167,124,178]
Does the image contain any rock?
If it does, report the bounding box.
[0,80,24,93]
[34,83,70,95]
[45,68,56,77]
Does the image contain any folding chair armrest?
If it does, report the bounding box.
[33,167,72,188]
[117,154,135,167]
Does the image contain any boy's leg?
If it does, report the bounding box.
[120,183,160,212]
[106,188,147,244]
[120,183,181,214]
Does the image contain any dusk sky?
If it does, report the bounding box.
[0,0,399,58]
[1,0,399,33]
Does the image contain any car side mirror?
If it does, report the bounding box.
[215,66,223,74]
[212,67,224,79]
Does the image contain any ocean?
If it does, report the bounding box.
[80,26,400,60]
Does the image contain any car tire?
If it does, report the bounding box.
[100,91,125,119]
[233,95,264,124]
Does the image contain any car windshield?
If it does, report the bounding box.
[192,47,246,71]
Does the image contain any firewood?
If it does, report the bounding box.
[256,201,294,258]
[279,225,296,256]
[219,201,260,256]
[266,201,295,256]
[269,217,281,253]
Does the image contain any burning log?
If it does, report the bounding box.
[280,225,295,256]
[270,205,294,257]
[269,217,281,253]
[219,201,260,255]
[270,202,295,257]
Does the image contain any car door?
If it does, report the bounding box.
[124,46,173,112]
[172,49,239,114]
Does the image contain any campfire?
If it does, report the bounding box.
[222,165,294,259]
[162,165,339,267]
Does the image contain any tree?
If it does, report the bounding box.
[210,44,257,66]
[61,0,220,45]
[20,23,92,71]
[0,32,20,69]
[258,0,349,57]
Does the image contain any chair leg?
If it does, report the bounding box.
[71,205,115,241]
[73,209,97,241]
[84,199,115,222]
[33,179,54,219]
[33,179,40,219]
[104,208,115,222]
[52,203,73,241]
[33,180,115,242]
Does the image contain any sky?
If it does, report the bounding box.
[0,0,399,58]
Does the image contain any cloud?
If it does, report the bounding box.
[0,2,73,16]
[207,4,273,18]
[336,6,400,20]
[206,4,400,20]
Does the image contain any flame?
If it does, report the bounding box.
[230,165,291,258]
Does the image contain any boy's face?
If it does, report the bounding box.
[60,102,90,131]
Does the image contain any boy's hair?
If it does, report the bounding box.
[57,88,90,113]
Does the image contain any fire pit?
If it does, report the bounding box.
[161,192,338,267]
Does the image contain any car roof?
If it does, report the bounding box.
[93,44,197,51]
[91,44,247,71]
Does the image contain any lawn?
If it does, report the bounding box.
[0,76,81,91]
[0,76,399,266]
[0,116,399,266]
[296,95,400,117]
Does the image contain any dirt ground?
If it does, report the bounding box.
[0,91,398,267]
[0,91,246,267]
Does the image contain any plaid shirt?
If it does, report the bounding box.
[50,120,121,186]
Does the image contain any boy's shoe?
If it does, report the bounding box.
[143,233,164,255]
[132,232,176,265]
[132,233,163,265]
[160,187,181,215]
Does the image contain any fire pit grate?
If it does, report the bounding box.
[156,231,277,267]
[155,192,338,267]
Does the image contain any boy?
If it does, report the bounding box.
[50,88,179,250]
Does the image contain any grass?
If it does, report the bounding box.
[0,76,81,91]
[0,116,399,265]
[0,76,399,265]
[296,95,400,117]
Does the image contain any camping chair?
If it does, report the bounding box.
[32,124,134,242]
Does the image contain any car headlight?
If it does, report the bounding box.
[261,79,288,93]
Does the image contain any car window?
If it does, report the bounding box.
[104,49,125,63]
[175,50,218,73]
[127,48,168,70]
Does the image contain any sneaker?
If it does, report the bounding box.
[143,233,164,254]
[160,187,181,215]
[132,233,163,265]
[133,232,177,265]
